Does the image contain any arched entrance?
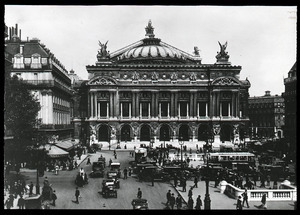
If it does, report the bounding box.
[159,124,170,141]
[98,124,110,142]
[121,124,131,141]
[140,124,151,141]
[179,124,190,141]
[220,124,231,142]
[198,124,209,141]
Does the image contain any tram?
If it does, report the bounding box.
[207,152,256,170]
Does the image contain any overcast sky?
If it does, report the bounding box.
[4,5,297,96]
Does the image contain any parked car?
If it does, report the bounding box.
[131,198,149,210]
[102,178,120,189]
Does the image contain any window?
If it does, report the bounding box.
[141,102,149,117]
[122,102,130,117]
[221,102,230,116]
[198,102,206,116]
[180,102,188,116]
[100,101,108,117]
[161,102,169,117]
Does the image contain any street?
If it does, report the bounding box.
[20,150,182,209]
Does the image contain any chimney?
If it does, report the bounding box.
[27,37,29,42]
[19,29,21,40]
[265,91,271,96]
[12,27,14,36]
[15,24,18,36]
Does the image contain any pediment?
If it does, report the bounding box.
[88,76,117,85]
[212,76,240,86]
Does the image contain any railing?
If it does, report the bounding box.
[39,124,73,129]
[23,80,72,94]
[224,182,297,201]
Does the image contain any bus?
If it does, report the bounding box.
[208,152,256,171]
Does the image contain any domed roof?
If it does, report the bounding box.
[121,38,184,60]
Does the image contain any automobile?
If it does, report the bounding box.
[102,178,120,189]
[133,163,155,174]
[110,162,121,171]
[131,198,149,210]
[107,170,121,179]
[90,162,105,177]
[138,166,170,182]
[102,182,117,198]
[98,156,106,167]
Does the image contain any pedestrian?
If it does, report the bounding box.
[151,175,154,186]
[86,158,91,165]
[55,165,59,175]
[166,190,171,205]
[188,187,193,198]
[187,196,194,210]
[242,188,249,208]
[17,195,25,209]
[5,198,11,209]
[182,178,186,192]
[109,159,112,167]
[195,195,202,210]
[273,180,278,189]
[176,195,182,210]
[170,193,176,210]
[75,187,80,203]
[266,174,271,186]
[236,196,243,210]
[123,168,128,179]
[137,188,142,199]
[114,153,117,159]
[29,181,33,195]
[74,161,78,169]
[128,167,132,176]
[259,193,267,209]
[215,171,220,188]
[193,176,198,188]
[174,174,178,187]
[51,190,57,206]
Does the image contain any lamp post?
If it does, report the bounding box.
[204,133,213,210]
[179,136,184,169]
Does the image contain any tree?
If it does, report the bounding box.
[4,75,41,163]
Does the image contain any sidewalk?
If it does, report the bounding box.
[171,180,296,210]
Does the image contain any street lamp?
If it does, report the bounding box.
[179,136,184,169]
[204,133,213,210]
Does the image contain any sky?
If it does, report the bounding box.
[4,5,297,96]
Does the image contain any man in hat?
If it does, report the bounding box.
[236,196,243,210]
[170,193,176,210]
[17,195,25,209]
[52,190,57,206]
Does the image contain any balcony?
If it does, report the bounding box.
[39,124,73,130]
[23,80,72,94]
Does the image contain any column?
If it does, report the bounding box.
[94,92,97,118]
[187,103,189,117]
[159,103,161,118]
[136,92,139,118]
[216,91,220,117]
[220,102,222,117]
[45,92,49,124]
[120,103,123,117]
[155,92,159,117]
[189,92,193,117]
[129,103,132,118]
[90,92,93,118]
[109,92,113,118]
[98,102,100,118]
[140,103,142,117]
[106,102,109,118]
[205,102,208,117]
[174,93,178,117]
[148,103,151,118]
[178,102,180,117]
[115,91,119,117]
[210,90,214,117]
[193,92,197,117]
[197,102,200,117]
[151,92,155,117]
[167,102,170,118]
[237,92,240,118]
[228,102,231,117]
[231,92,235,117]
[170,92,174,117]
[132,92,136,117]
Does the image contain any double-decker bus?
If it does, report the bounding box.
[207,152,256,171]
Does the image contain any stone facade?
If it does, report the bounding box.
[75,21,251,148]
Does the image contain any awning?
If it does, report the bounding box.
[39,144,69,158]
[55,139,80,151]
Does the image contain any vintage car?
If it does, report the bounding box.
[107,170,121,179]
[131,198,149,210]
[90,161,105,177]
[102,181,117,198]
[110,162,120,170]
[98,156,106,167]
[102,178,120,189]
[138,166,170,182]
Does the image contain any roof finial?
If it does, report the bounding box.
[145,20,155,38]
